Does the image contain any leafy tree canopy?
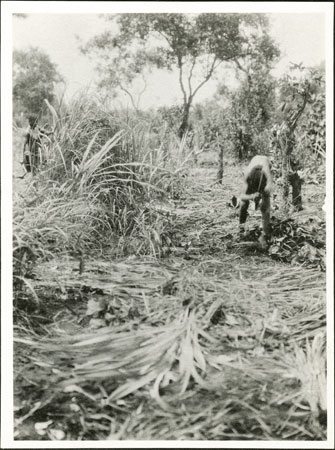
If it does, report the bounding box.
[277,63,324,131]
[82,13,280,136]
[13,47,63,116]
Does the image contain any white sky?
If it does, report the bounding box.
[12,11,326,109]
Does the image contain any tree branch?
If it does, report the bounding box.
[234,57,248,74]
[119,82,139,112]
[234,57,252,85]
[156,30,173,50]
[187,57,197,97]
[136,75,147,110]
[289,92,308,131]
[191,56,219,100]
[177,56,188,105]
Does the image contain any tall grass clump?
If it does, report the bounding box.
[13,93,195,309]
[40,95,192,235]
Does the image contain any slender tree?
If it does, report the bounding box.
[82,13,279,138]
[274,64,324,212]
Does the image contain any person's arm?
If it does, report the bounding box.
[263,167,273,195]
[240,179,260,202]
[240,192,260,202]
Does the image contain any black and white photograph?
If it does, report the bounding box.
[1,1,334,447]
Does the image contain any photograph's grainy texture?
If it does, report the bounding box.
[7,3,332,444]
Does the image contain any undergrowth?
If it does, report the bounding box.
[242,215,326,271]
[13,160,327,441]
[12,97,327,442]
[13,95,192,309]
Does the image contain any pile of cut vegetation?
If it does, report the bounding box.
[242,214,325,270]
[268,215,326,270]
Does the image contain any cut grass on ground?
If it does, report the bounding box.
[13,164,326,441]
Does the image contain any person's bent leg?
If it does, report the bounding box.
[259,194,271,249]
[239,199,249,234]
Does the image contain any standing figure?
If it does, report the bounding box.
[23,115,52,175]
[239,155,273,249]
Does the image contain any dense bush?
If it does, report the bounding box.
[297,86,325,162]
[192,101,228,153]
[225,70,276,160]
[13,95,193,305]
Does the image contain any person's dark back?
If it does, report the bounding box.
[23,114,51,175]
[246,166,268,194]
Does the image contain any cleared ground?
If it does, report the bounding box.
[13,156,326,441]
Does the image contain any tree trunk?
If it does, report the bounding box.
[289,172,303,211]
[289,158,303,211]
[280,128,294,214]
[280,135,291,214]
[237,129,243,161]
[193,128,200,165]
[161,125,169,168]
[280,129,304,212]
[178,102,191,139]
[281,152,291,215]
[217,145,224,184]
